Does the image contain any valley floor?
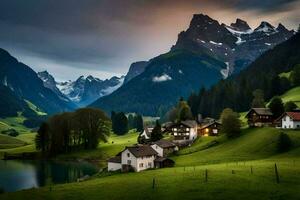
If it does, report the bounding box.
[1,127,300,199]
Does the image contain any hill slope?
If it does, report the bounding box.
[90,50,226,115]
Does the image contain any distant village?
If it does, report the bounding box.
[108,107,300,172]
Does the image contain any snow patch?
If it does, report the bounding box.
[152,74,172,82]
[209,41,223,46]
[220,62,230,79]
[179,70,183,74]
[102,77,125,95]
[265,43,272,46]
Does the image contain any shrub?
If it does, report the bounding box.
[277,132,292,153]
[1,129,19,137]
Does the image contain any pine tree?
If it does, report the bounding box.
[251,89,265,108]
[150,120,163,142]
[268,96,284,118]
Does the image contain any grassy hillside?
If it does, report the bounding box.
[0,134,26,149]
[280,86,300,107]
[2,127,300,200]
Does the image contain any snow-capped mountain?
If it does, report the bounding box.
[38,71,124,107]
[173,14,295,75]
[90,14,296,116]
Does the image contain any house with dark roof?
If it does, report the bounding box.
[167,120,198,142]
[198,120,222,136]
[276,112,300,129]
[108,145,158,172]
[151,139,178,157]
[245,108,274,127]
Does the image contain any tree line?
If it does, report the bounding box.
[35,108,111,156]
[111,111,144,135]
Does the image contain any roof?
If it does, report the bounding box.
[152,139,176,148]
[125,145,158,158]
[246,108,273,117]
[154,157,175,163]
[141,127,153,137]
[278,112,300,121]
[108,156,121,163]
[200,121,222,129]
[181,120,198,128]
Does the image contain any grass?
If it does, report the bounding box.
[280,86,300,107]
[2,127,300,199]
[0,134,26,149]
[24,100,47,116]
[56,130,139,167]
[279,71,291,79]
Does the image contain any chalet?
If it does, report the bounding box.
[277,112,300,129]
[151,139,178,157]
[139,127,154,140]
[168,120,198,142]
[154,157,175,168]
[245,108,273,127]
[198,120,222,136]
[108,145,158,172]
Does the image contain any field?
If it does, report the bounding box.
[2,127,300,199]
[280,86,300,107]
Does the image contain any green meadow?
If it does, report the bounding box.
[1,127,300,200]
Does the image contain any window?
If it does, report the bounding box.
[174,133,177,136]
[148,162,152,167]
[127,153,130,157]
[297,125,300,128]
[174,128,177,131]
[139,163,144,168]
[127,160,131,165]
[186,128,189,131]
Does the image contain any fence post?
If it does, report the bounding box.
[274,163,280,184]
[205,169,208,182]
[152,178,155,189]
[250,166,253,174]
[232,170,235,174]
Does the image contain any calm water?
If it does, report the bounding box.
[0,160,99,192]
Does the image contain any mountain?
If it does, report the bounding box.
[0,48,75,115]
[37,71,73,103]
[38,71,124,107]
[124,61,148,83]
[0,85,29,118]
[90,14,295,116]
[173,14,295,74]
[190,31,300,118]
[90,50,226,115]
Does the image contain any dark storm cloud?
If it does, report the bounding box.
[0,0,299,79]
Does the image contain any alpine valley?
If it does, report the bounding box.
[90,14,295,116]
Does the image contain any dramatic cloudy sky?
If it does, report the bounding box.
[0,0,299,81]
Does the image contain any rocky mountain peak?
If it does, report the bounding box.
[230,18,251,31]
[255,21,275,32]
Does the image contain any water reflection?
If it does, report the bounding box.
[0,160,98,192]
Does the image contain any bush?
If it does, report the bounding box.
[0,187,4,194]
[277,132,292,153]
[1,129,19,137]
[220,108,241,138]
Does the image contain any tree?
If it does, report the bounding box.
[220,108,241,138]
[135,114,144,132]
[290,64,300,86]
[268,96,284,119]
[251,89,265,108]
[284,101,298,112]
[112,112,128,135]
[35,108,111,156]
[277,132,292,152]
[127,114,134,129]
[150,120,163,142]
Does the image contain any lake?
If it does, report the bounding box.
[0,160,99,192]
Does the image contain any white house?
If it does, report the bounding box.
[108,145,159,172]
[150,139,178,157]
[139,127,153,140]
[277,112,300,129]
[107,156,122,171]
